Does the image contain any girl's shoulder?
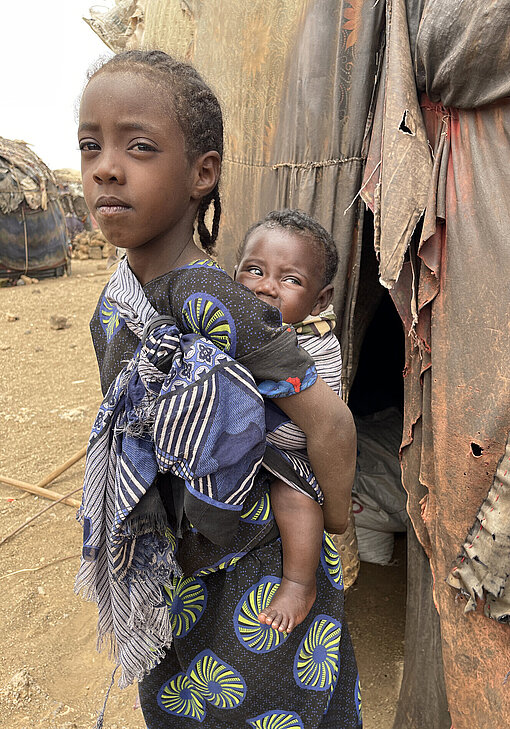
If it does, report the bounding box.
[144,258,284,359]
[145,258,234,300]
[170,258,235,290]
[147,258,283,326]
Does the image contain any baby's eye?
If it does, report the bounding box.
[79,140,100,152]
[284,276,302,286]
[247,265,263,276]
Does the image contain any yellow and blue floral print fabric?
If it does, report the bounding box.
[139,494,362,728]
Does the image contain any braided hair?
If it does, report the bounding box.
[89,50,223,254]
[239,209,339,288]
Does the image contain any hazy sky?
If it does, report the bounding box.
[2,2,113,172]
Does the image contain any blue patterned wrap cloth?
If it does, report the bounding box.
[75,260,266,689]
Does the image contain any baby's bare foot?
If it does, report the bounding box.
[258,576,316,633]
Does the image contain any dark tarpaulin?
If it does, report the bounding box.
[415,0,510,109]
[362,1,510,727]
[360,3,450,725]
[0,202,69,276]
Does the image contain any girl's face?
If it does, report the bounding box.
[236,227,332,324]
[79,71,199,266]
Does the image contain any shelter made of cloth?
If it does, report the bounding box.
[0,137,69,278]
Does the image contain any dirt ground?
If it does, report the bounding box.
[0,259,405,729]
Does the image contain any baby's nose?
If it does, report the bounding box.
[256,276,278,296]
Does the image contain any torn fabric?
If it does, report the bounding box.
[447,433,510,622]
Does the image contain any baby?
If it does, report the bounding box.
[236,208,344,633]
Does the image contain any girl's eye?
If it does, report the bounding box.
[247,266,263,276]
[285,277,302,286]
[130,142,157,152]
[79,140,100,152]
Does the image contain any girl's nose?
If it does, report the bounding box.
[92,153,125,185]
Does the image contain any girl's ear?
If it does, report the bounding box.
[310,284,334,316]
[191,151,221,200]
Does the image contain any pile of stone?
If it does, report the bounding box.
[71,230,117,260]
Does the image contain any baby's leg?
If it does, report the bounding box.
[259,479,323,633]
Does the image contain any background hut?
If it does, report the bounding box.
[53,168,116,261]
[0,137,70,279]
[53,167,90,236]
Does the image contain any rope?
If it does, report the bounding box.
[12,172,29,275]
[224,155,366,170]
[343,160,381,215]
[96,666,120,729]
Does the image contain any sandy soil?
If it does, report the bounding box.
[0,259,405,729]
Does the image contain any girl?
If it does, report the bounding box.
[76,50,361,729]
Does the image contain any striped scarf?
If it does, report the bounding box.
[75,258,266,687]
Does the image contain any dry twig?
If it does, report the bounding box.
[0,485,82,548]
[0,553,79,581]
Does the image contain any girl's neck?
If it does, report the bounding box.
[126,236,208,285]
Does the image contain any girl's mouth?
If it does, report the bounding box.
[96,204,131,216]
[95,197,132,216]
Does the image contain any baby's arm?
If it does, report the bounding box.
[273,375,356,534]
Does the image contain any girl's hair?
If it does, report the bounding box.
[88,50,223,254]
[239,209,339,288]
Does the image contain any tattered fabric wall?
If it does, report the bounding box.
[363,1,510,727]
[142,0,385,392]
[140,1,510,727]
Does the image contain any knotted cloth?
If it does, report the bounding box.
[75,258,266,687]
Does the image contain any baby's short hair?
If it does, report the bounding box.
[240,209,338,288]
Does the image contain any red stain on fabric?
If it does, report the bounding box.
[286,377,301,393]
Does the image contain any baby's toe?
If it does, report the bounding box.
[278,613,293,633]
[271,614,284,631]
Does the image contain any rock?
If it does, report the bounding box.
[58,407,87,421]
[102,242,117,259]
[6,312,19,322]
[20,274,38,285]
[91,231,107,244]
[0,668,41,704]
[49,315,68,330]
[88,246,103,259]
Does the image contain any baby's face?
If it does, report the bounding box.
[236,227,327,324]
